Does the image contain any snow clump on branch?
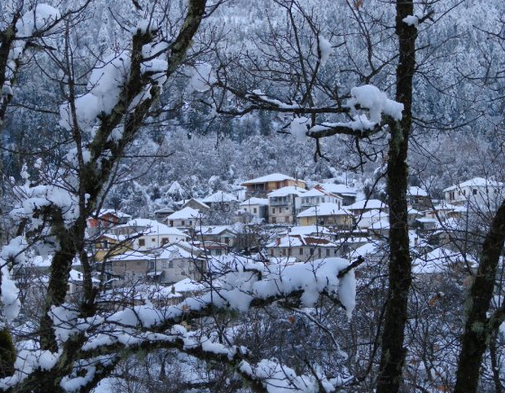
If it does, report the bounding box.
[348,84,404,123]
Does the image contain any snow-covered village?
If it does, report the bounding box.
[1,1,505,392]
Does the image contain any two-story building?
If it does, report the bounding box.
[298,188,343,211]
[443,177,504,212]
[242,173,306,198]
[267,234,340,262]
[165,207,204,229]
[239,197,269,222]
[109,219,189,250]
[297,203,354,230]
[268,186,306,224]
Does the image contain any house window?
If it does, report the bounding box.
[272,208,276,214]
[299,248,303,255]
[473,189,477,195]
[318,249,322,258]
[169,220,174,227]
[139,239,146,247]
[161,238,168,245]
[181,220,185,226]
[309,248,314,255]
[253,207,257,214]
[189,220,193,225]
[169,261,173,268]
[215,249,222,256]
[326,249,330,257]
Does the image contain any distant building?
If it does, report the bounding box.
[109,242,204,285]
[242,173,306,198]
[165,207,204,229]
[299,188,343,210]
[268,186,306,224]
[109,218,189,250]
[443,177,504,211]
[315,183,357,206]
[266,234,340,262]
[347,199,388,216]
[87,209,132,235]
[407,186,431,210]
[239,197,269,222]
[297,203,354,230]
[154,207,175,223]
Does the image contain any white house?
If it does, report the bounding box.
[239,197,269,222]
[109,219,189,250]
[347,199,388,216]
[166,207,204,229]
[297,203,354,229]
[443,177,504,211]
[268,186,306,224]
[298,188,343,210]
[315,183,357,206]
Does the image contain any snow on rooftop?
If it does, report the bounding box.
[297,203,352,218]
[166,207,202,220]
[317,183,356,196]
[286,225,332,236]
[201,191,238,203]
[348,199,387,211]
[240,197,269,206]
[268,186,306,197]
[242,173,299,184]
[443,177,504,192]
[300,188,326,197]
[355,209,386,220]
[123,219,188,237]
[195,225,236,236]
[408,186,428,197]
[413,248,477,274]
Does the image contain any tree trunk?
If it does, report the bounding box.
[376,0,416,392]
[454,200,505,393]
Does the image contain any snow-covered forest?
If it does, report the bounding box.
[1,0,505,392]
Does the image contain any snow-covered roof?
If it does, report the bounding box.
[159,243,198,259]
[121,219,188,237]
[268,186,306,197]
[430,202,465,212]
[407,186,428,197]
[195,225,236,236]
[356,209,387,220]
[348,199,387,211]
[300,188,326,197]
[240,197,269,206]
[286,225,332,236]
[69,269,100,283]
[154,207,174,214]
[97,209,131,219]
[99,233,128,242]
[317,183,356,196]
[110,251,154,262]
[348,242,379,259]
[297,203,352,218]
[369,220,390,230]
[413,248,477,274]
[166,207,202,220]
[242,173,298,184]
[443,177,504,192]
[267,235,338,248]
[201,191,239,203]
